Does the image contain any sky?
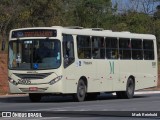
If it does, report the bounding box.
[112,0,160,14]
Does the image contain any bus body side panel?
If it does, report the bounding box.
[107,60,122,91]
[135,60,157,90]
[116,60,136,91]
[62,64,78,94]
[62,59,112,94]
[62,59,103,93]
[135,40,157,90]
[96,60,112,92]
[79,60,97,92]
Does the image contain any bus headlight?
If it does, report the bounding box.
[8,77,18,86]
[49,75,62,85]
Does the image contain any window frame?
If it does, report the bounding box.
[143,39,154,60]
[63,34,75,68]
[131,39,143,60]
[105,37,119,60]
[92,36,105,59]
[77,35,91,59]
[119,38,131,60]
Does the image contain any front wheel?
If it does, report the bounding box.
[74,79,87,102]
[29,93,42,102]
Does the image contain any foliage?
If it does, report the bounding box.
[0,0,160,52]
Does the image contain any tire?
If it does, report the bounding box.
[124,77,135,99]
[29,93,41,102]
[74,79,87,102]
[116,77,135,99]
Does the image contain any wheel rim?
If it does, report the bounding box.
[128,82,133,94]
[78,83,85,97]
[127,79,134,96]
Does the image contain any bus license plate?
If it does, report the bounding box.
[29,87,38,91]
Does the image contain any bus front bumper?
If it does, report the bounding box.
[8,81,62,94]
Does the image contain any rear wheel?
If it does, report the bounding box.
[116,77,135,99]
[124,77,135,98]
[74,79,87,102]
[29,93,41,102]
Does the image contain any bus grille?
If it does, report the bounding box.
[19,87,48,92]
[14,73,53,79]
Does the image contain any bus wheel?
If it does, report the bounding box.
[74,79,87,102]
[116,77,135,99]
[125,77,135,99]
[29,93,41,102]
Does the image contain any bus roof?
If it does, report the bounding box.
[10,26,156,40]
[61,27,156,40]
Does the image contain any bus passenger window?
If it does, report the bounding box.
[63,34,75,68]
[143,40,154,60]
[131,39,143,60]
[77,35,91,59]
[92,37,105,59]
[106,37,118,59]
[78,49,84,59]
[119,38,131,60]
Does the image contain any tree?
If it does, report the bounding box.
[154,5,160,19]
[114,0,159,14]
[72,0,112,28]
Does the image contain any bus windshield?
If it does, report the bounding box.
[8,39,61,70]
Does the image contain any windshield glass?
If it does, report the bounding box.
[9,39,61,70]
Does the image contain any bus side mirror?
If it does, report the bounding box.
[1,40,5,51]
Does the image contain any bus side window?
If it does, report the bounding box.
[63,34,75,68]
[131,39,143,60]
[143,40,154,60]
[119,38,131,60]
[106,37,118,59]
[77,35,91,59]
[92,37,105,59]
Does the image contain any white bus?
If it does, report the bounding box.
[8,26,158,102]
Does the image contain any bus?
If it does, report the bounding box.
[8,26,158,102]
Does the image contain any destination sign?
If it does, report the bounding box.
[11,29,57,38]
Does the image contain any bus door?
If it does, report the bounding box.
[63,34,76,93]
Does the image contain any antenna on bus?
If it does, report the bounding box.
[65,26,83,29]
[92,28,104,31]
